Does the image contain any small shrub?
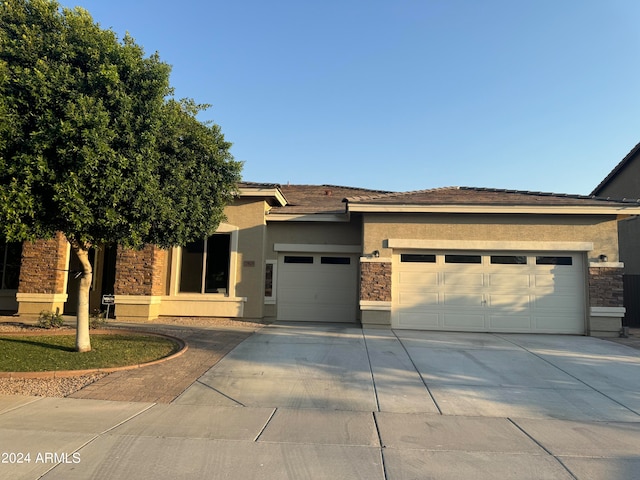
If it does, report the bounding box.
[38,308,64,329]
[89,309,107,329]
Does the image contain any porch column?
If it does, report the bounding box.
[114,245,166,322]
[588,262,625,337]
[359,257,392,327]
[16,232,69,316]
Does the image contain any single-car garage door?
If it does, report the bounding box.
[277,253,358,322]
[393,251,585,334]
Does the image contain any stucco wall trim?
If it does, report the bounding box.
[361,257,393,263]
[588,262,625,268]
[386,239,594,251]
[590,306,626,317]
[360,300,391,311]
[16,293,68,303]
[267,214,350,222]
[274,243,361,253]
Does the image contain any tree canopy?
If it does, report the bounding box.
[0,0,241,249]
[0,0,242,351]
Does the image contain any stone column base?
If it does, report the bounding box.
[16,293,68,317]
[360,301,391,328]
[114,295,162,323]
[589,307,625,337]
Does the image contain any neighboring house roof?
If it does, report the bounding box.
[345,186,640,214]
[591,141,640,196]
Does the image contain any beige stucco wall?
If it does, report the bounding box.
[265,221,362,260]
[363,214,620,262]
[222,199,269,319]
[159,198,269,319]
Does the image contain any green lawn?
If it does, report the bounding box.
[0,334,180,372]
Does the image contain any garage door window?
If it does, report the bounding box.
[401,254,436,263]
[321,256,351,265]
[284,256,314,264]
[491,255,527,265]
[445,254,481,264]
[536,256,573,266]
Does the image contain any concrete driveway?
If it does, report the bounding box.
[3,322,640,480]
[176,323,640,421]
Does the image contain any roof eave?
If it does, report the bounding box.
[238,187,287,206]
[346,203,640,215]
[266,212,351,222]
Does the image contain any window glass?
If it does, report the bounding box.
[264,263,274,297]
[401,254,436,263]
[179,234,231,293]
[284,256,314,264]
[205,234,230,293]
[445,254,481,264]
[0,242,22,290]
[536,256,573,266]
[491,255,527,265]
[321,257,350,265]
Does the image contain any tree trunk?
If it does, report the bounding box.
[72,243,92,353]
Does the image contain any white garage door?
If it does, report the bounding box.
[393,251,585,334]
[277,253,358,322]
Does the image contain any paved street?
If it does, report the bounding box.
[2,323,640,479]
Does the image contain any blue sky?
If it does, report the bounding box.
[64,0,640,195]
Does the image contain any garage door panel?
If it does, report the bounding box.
[534,274,577,289]
[534,315,584,333]
[488,274,530,288]
[399,271,438,286]
[489,314,532,330]
[398,292,439,309]
[443,293,483,307]
[442,273,484,287]
[398,312,440,326]
[534,294,579,310]
[393,251,584,334]
[488,294,530,310]
[442,313,485,329]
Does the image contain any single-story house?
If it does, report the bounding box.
[2,182,640,337]
[592,141,640,326]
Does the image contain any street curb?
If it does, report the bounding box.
[0,328,188,379]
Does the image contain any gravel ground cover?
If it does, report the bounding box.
[0,316,267,398]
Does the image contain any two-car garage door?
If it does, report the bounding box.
[393,251,585,334]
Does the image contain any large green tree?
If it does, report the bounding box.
[0,0,241,351]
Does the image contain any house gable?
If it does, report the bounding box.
[592,142,640,199]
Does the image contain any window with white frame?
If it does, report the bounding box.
[264,260,277,304]
[179,234,231,294]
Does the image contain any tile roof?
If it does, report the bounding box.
[345,186,640,206]
[270,184,393,214]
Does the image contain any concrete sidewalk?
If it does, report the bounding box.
[2,323,640,479]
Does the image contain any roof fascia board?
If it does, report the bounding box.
[347,203,640,215]
[266,213,351,222]
[239,187,287,206]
